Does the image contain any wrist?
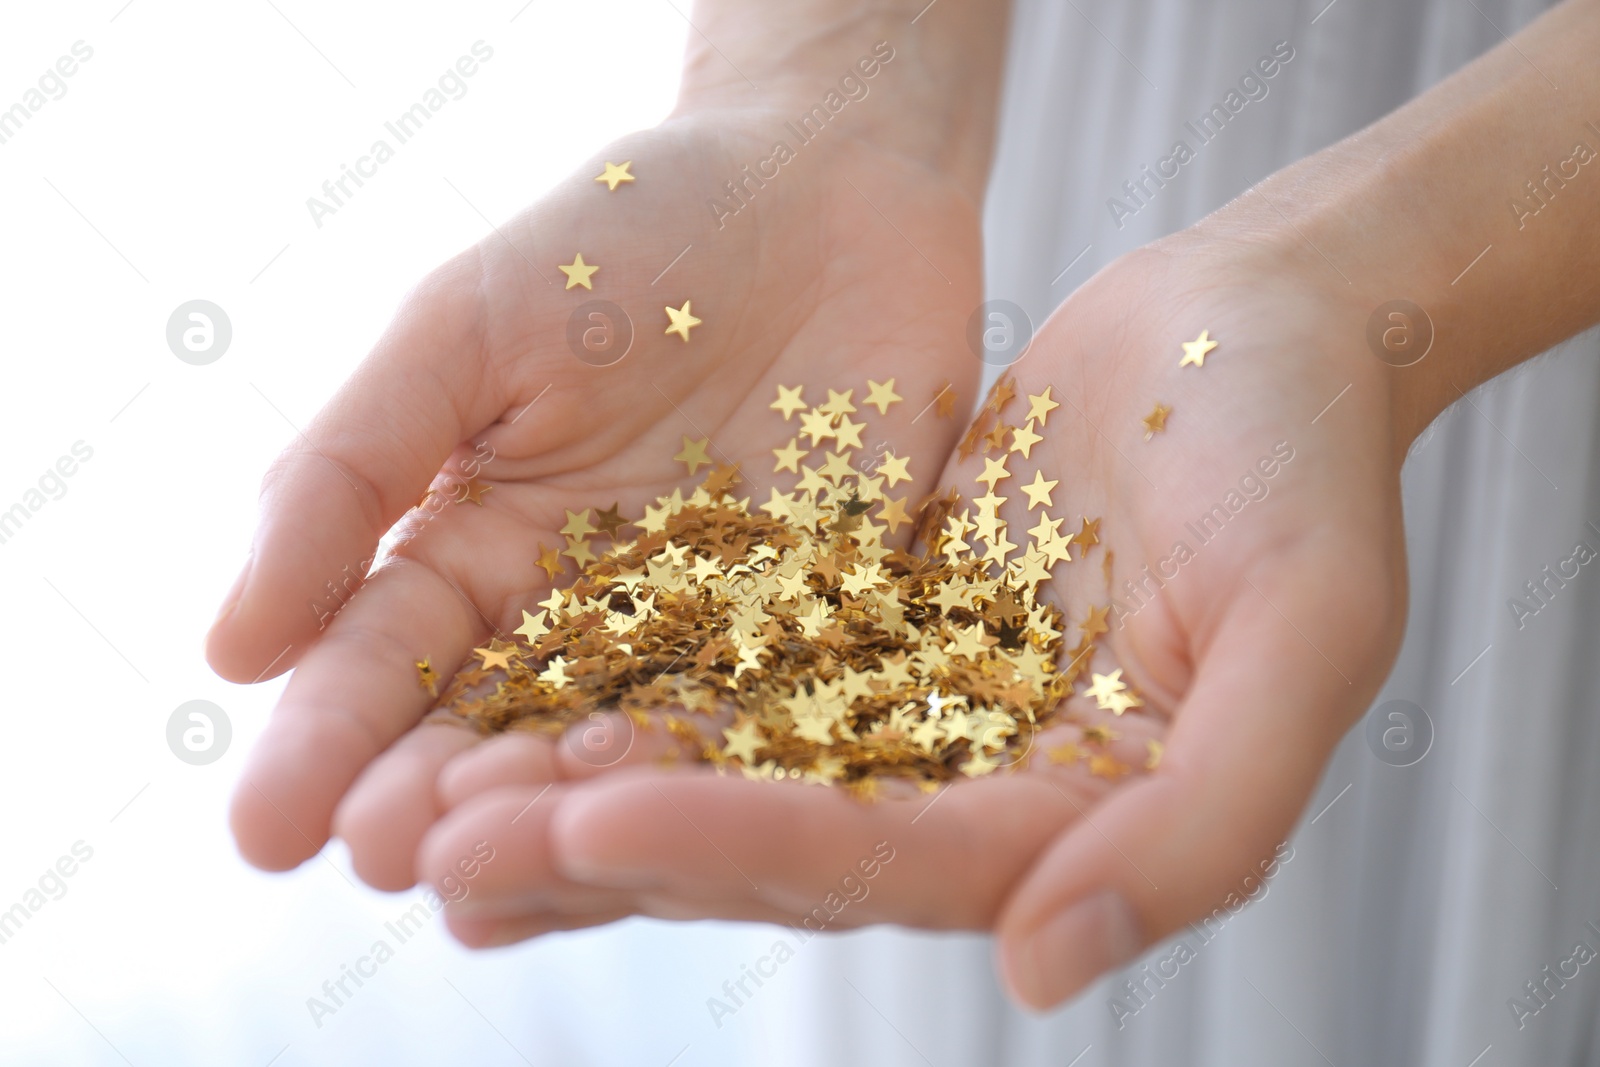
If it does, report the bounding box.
[670,1,1009,204]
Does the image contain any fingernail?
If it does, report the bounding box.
[1009,891,1143,1010]
[212,555,253,626]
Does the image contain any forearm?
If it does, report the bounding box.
[673,0,1012,202]
[1197,0,1600,446]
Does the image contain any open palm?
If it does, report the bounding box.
[206,111,984,886]
[414,227,1412,1004]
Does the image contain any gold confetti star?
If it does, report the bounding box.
[664,300,702,342]
[1084,668,1129,706]
[864,378,903,415]
[1026,387,1060,426]
[475,643,519,671]
[514,609,550,643]
[415,658,438,697]
[558,253,599,290]
[1143,402,1171,439]
[462,478,493,505]
[722,717,766,763]
[770,385,807,420]
[1080,604,1110,641]
[594,160,634,191]
[562,536,596,568]
[772,438,808,474]
[1009,421,1043,459]
[877,496,911,534]
[933,382,956,418]
[985,375,1016,415]
[1180,329,1217,368]
[833,415,866,451]
[877,452,912,488]
[1073,516,1101,550]
[674,436,712,475]
[561,509,597,539]
[976,456,1011,492]
[594,503,631,538]
[534,544,562,580]
[818,389,857,418]
[1020,469,1058,510]
[798,409,837,446]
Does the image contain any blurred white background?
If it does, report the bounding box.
[0,2,815,1062]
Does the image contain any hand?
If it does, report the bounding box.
[415,213,1410,1004]
[207,110,984,887]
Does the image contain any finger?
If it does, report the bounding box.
[230,559,484,870]
[206,254,505,683]
[418,785,638,922]
[437,704,727,813]
[428,782,807,935]
[548,766,1076,928]
[334,721,480,890]
[444,909,639,950]
[996,553,1390,1008]
[438,733,564,809]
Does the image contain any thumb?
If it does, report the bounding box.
[995,554,1396,1008]
[204,252,505,683]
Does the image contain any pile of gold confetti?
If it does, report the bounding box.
[424,370,1149,792]
[414,158,1177,793]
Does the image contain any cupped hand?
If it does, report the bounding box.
[206,110,983,885]
[416,215,1412,1007]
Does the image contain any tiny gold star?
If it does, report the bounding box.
[976,456,1011,492]
[863,378,903,415]
[664,300,702,342]
[534,544,562,580]
[877,496,911,534]
[1180,329,1217,368]
[1081,604,1110,640]
[798,409,837,446]
[558,253,599,290]
[594,503,631,537]
[722,717,766,763]
[1026,387,1060,426]
[1020,469,1058,510]
[461,478,493,505]
[876,452,912,488]
[1009,421,1043,459]
[772,438,808,474]
[1143,402,1172,439]
[561,508,597,539]
[415,658,438,697]
[595,160,635,191]
[474,643,518,671]
[833,415,866,451]
[514,609,550,643]
[562,536,596,568]
[818,389,857,418]
[770,384,807,420]
[674,436,712,475]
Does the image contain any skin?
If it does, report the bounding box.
[213,0,1600,1015]
[207,0,1007,885]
